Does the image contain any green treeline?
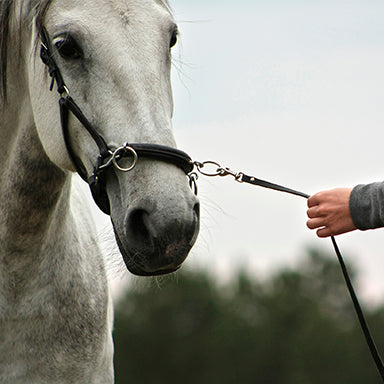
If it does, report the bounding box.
[113,249,384,383]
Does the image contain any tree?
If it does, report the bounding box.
[113,249,384,383]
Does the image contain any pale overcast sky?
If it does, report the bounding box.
[99,1,384,303]
[170,0,384,302]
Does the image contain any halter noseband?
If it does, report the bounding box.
[39,27,194,215]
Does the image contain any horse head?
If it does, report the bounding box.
[26,0,200,276]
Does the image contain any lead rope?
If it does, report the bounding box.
[193,160,384,381]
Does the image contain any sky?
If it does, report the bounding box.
[99,0,384,303]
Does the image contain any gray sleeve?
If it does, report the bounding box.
[350,182,384,230]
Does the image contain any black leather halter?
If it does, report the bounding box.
[39,27,193,215]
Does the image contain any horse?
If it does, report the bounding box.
[0,0,200,382]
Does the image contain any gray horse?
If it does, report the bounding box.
[0,0,199,382]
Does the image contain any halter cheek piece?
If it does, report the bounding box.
[39,27,194,215]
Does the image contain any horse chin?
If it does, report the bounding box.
[128,265,181,277]
[112,222,194,277]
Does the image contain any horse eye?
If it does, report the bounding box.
[170,29,178,49]
[55,36,83,60]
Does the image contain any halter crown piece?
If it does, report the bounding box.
[39,27,194,215]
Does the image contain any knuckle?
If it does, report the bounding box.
[314,191,325,201]
[316,205,330,217]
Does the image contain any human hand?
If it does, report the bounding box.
[306,188,357,238]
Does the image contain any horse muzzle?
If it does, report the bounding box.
[112,195,200,276]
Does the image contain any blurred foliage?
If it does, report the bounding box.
[113,248,384,383]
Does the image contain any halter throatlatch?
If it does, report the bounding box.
[40,27,193,215]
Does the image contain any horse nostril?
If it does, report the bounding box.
[126,208,154,246]
[122,199,200,269]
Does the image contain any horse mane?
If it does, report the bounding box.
[0,0,14,99]
[0,0,52,99]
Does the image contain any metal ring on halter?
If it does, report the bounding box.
[111,143,138,172]
[194,161,222,177]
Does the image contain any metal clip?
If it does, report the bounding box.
[188,172,199,195]
[195,161,244,182]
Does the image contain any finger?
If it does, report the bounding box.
[306,218,326,230]
[316,227,332,238]
[316,222,353,238]
[307,193,321,208]
[307,206,322,219]
[307,195,318,208]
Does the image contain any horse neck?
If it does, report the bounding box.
[0,49,71,267]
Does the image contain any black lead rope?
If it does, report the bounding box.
[331,236,384,381]
[194,161,384,382]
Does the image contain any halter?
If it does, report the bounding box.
[39,27,193,215]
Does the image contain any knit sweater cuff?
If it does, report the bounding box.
[350,182,384,230]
